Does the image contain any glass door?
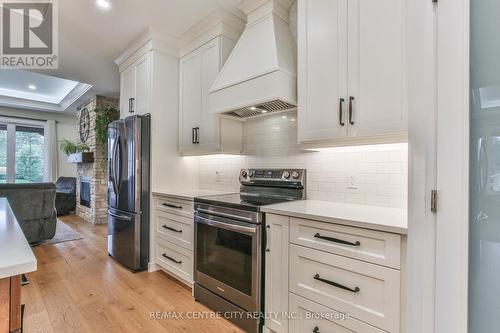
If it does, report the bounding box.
[0,120,44,183]
[469,0,500,330]
[0,124,6,183]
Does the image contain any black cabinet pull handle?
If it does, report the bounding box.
[314,233,360,246]
[162,203,183,209]
[162,253,182,264]
[339,98,345,126]
[313,327,320,333]
[162,225,182,233]
[128,98,132,113]
[130,98,135,113]
[192,128,196,144]
[195,127,200,144]
[348,96,355,125]
[314,274,360,293]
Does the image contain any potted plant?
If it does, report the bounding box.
[59,139,93,163]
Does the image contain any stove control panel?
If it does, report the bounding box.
[239,169,306,184]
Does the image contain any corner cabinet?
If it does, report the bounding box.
[297,0,407,146]
[119,53,151,118]
[179,37,243,155]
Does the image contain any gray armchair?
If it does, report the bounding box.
[0,183,57,244]
[55,177,76,215]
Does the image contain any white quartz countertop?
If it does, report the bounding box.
[152,189,236,201]
[0,198,37,279]
[262,200,407,234]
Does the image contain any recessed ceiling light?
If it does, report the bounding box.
[249,106,257,111]
[96,0,111,10]
[290,118,296,122]
[261,110,268,113]
[27,84,37,90]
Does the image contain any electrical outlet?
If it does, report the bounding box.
[215,170,221,183]
[347,173,358,189]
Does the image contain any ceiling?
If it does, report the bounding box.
[0,70,79,104]
[15,0,244,113]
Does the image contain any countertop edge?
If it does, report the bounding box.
[0,260,37,280]
[261,207,408,235]
[152,191,195,201]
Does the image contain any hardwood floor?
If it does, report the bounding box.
[22,215,244,333]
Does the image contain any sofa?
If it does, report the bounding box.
[55,177,76,215]
[0,183,57,244]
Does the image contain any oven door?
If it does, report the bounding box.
[194,212,261,312]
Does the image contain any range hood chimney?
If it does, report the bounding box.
[208,0,297,118]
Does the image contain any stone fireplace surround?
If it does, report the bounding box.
[75,96,118,225]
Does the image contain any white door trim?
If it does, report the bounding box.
[435,0,469,332]
[406,0,438,332]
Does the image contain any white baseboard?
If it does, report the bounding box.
[148,262,159,272]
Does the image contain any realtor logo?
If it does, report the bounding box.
[0,1,58,68]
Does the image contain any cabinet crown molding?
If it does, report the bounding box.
[115,26,178,71]
[178,8,245,58]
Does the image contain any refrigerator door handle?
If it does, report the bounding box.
[113,136,121,195]
[111,136,119,195]
[108,210,133,221]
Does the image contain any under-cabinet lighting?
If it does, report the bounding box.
[305,143,408,152]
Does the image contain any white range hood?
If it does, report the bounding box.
[208,0,297,118]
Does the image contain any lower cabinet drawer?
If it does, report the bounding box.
[289,293,385,333]
[156,211,194,250]
[155,196,193,218]
[289,244,400,332]
[156,238,193,285]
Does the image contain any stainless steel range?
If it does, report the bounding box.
[194,169,306,333]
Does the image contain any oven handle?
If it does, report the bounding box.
[195,213,257,235]
[196,207,254,223]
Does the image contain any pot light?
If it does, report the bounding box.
[249,106,257,111]
[96,0,111,10]
[261,110,268,113]
[27,84,37,90]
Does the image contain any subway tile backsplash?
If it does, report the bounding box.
[198,111,408,209]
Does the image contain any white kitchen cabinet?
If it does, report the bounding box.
[264,214,290,333]
[119,52,151,118]
[298,0,407,146]
[347,0,406,137]
[179,37,243,155]
[152,193,195,286]
[297,0,348,143]
[263,212,406,333]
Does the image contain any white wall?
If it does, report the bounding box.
[199,111,408,208]
[0,106,78,178]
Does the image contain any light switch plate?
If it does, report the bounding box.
[347,173,358,189]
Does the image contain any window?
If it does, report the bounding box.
[0,119,45,183]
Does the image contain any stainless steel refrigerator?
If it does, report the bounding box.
[107,114,150,272]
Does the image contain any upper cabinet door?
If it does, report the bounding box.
[179,49,203,152]
[120,65,135,118]
[198,38,221,151]
[347,0,407,137]
[298,0,348,143]
[134,53,151,115]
